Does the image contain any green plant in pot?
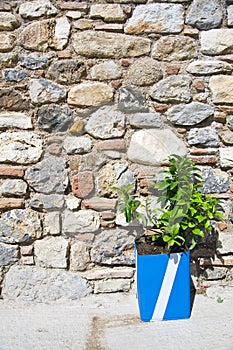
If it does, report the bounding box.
[114,154,223,322]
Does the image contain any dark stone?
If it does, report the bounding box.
[0,88,30,111]
[186,0,223,30]
[202,168,229,193]
[118,86,148,113]
[3,69,27,82]
[46,59,86,84]
[37,104,73,132]
[20,54,52,70]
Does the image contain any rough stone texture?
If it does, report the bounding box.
[0,179,27,197]
[202,168,229,193]
[118,86,148,113]
[46,59,86,84]
[186,60,232,75]
[2,265,91,301]
[83,267,134,280]
[34,237,68,269]
[24,156,68,194]
[217,230,233,254]
[153,35,197,61]
[3,69,27,82]
[0,88,30,111]
[62,210,100,234]
[188,127,219,147]
[70,241,90,271]
[227,5,233,26]
[83,197,117,211]
[20,53,52,70]
[63,136,92,154]
[29,193,65,211]
[0,12,19,30]
[0,33,15,52]
[0,199,24,210]
[220,130,233,145]
[204,267,228,280]
[0,243,18,266]
[124,4,184,34]
[94,279,131,293]
[201,29,233,55]
[126,58,162,86]
[72,172,94,198]
[90,4,125,22]
[150,76,192,103]
[0,112,32,129]
[128,112,163,128]
[220,147,233,168]
[0,209,42,244]
[86,105,125,139]
[68,82,113,107]
[186,0,223,30]
[73,31,151,58]
[90,61,122,81]
[52,17,71,50]
[0,53,17,68]
[91,229,135,265]
[29,78,67,104]
[19,0,57,18]
[209,76,233,104]
[127,129,187,165]
[166,102,214,126]
[0,132,43,165]
[44,211,61,235]
[37,104,73,132]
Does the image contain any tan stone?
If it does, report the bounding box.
[94,279,131,293]
[73,31,151,58]
[0,33,15,52]
[201,29,233,55]
[20,20,51,51]
[90,4,125,22]
[20,245,34,256]
[70,241,90,271]
[83,197,117,211]
[95,139,126,151]
[70,119,84,134]
[21,256,34,265]
[0,12,19,30]
[68,82,114,107]
[83,267,134,280]
[209,75,233,104]
[0,198,24,210]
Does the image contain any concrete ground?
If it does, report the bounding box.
[0,283,233,350]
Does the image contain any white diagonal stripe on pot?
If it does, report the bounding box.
[151,253,181,321]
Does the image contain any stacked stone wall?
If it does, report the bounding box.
[0,0,233,301]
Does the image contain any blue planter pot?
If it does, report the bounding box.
[135,246,190,322]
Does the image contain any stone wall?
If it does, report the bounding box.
[0,0,233,301]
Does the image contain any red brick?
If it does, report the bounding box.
[72,172,94,198]
[189,156,217,165]
[0,165,24,178]
[153,103,168,112]
[95,139,126,151]
[217,222,228,231]
[190,148,217,155]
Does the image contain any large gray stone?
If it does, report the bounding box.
[150,76,192,103]
[0,243,18,266]
[73,31,151,58]
[166,102,214,126]
[90,61,122,81]
[188,127,219,147]
[20,54,52,70]
[127,129,187,165]
[24,156,68,194]
[63,136,92,154]
[124,4,184,34]
[29,78,67,104]
[62,209,100,234]
[86,105,125,139]
[0,132,43,165]
[0,209,42,244]
[91,229,136,265]
[202,168,229,193]
[2,265,91,301]
[186,0,223,30]
[129,112,163,129]
[29,193,65,210]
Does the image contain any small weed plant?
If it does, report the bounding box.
[114,155,223,252]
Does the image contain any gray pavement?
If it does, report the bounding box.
[0,284,233,350]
